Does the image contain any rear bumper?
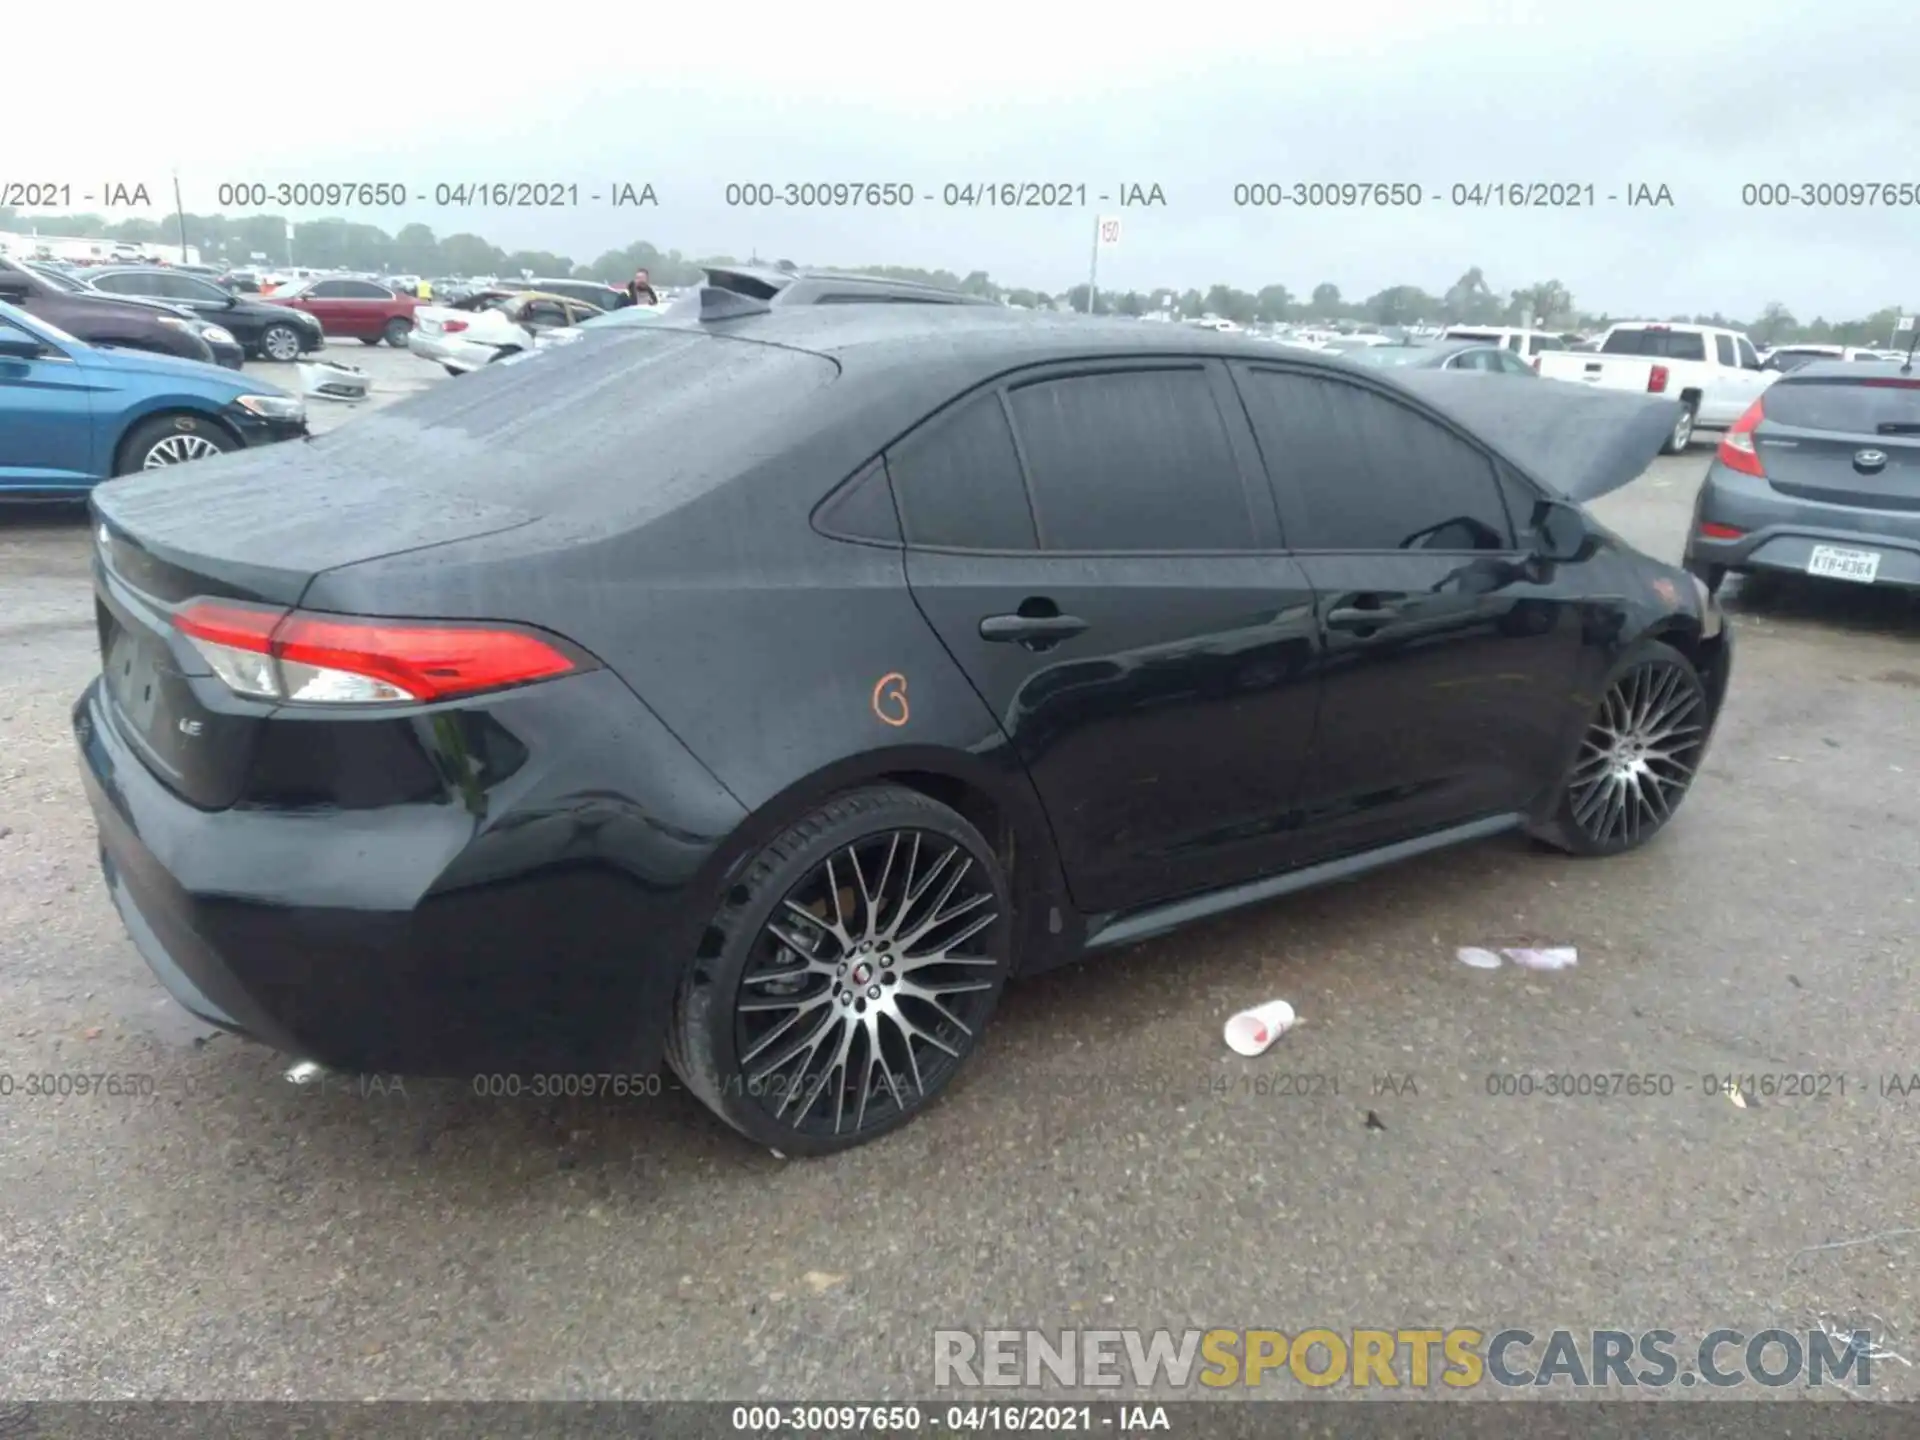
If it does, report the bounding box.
[1685,463,1920,589]
[408,330,490,370]
[72,670,748,1076]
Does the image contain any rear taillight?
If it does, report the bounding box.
[1698,522,1745,540]
[443,319,469,333]
[1647,365,1669,393]
[1716,397,1767,477]
[173,600,582,705]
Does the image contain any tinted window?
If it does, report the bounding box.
[1736,337,1760,369]
[1449,348,1496,371]
[1493,350,1534,375]
[1715,334,1736,366]
[816,459,902,544]
[339,281,391,298]
[888,392,1037,551]
[1239,370,1512,552]
[523,300,571,328]
[1005,368,1256,552]
[1530,335,1566,353]
[1762,376,1920,433]
[94,272,159,296]
[1605,328,1706,360]
[307,280,350,297]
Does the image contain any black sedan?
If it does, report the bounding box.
[83,267,325,362]
[21,262,247,369]
[1341,340,1540,373]
[74,300,1732,1155]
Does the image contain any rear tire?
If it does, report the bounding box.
[1661,402,1697,455]
[666,786,1013,1156]
[383,317,412,347]
[1529,640,1709,857]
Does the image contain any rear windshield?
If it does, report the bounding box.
[1603,328,1708,361]
[1764,375,1920,433]
[393,326,841,524]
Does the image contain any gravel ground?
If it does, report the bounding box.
[1,344,1915,1403]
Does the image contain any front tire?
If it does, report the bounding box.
[1530,640,1709,857]
[359,336,381,347]
[116,414,238,475]
[666,787,1013,1155]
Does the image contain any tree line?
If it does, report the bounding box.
[0,207,1907,348]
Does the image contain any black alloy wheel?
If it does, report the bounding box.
[1533,640,1708,856]
[667,787,1012,1155]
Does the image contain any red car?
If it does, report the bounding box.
[263,276,417,347]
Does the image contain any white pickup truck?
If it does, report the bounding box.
[1536,322,1775,453]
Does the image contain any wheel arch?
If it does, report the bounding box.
[1637,613,1731,717]
[111,405,242,473]
[692,745,1078,977]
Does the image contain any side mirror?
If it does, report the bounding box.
[1530,499,1589,562]
[0,334,46,359]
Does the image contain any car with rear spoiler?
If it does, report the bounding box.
[1538,322,1778,455]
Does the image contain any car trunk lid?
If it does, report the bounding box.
[1754,372,1920,512]
[88,433,537,809]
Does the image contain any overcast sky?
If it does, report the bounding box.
[15,0,1917,318]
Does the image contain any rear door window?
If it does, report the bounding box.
[1715,334,1736,366]
[887,392,1037,551]
[1236,368,1514,552]
[1004,367,1259,551]
[98,272,162,296]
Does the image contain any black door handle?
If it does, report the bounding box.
[979,613,1089,644]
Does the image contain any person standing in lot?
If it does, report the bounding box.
[416,278,432,300]
[627,269,658,306]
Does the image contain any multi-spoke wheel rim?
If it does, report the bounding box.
[265,329,299,360]
[141,433,222,468]
[1672,409,1694,449]
[734,829,1002,1139]
[1567,660,1705,847]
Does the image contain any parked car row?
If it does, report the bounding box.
[0,300,306,495]
[0,261,249,369]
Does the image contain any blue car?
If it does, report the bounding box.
[0,299,307,498]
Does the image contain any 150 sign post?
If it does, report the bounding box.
[1088,214,1120,314]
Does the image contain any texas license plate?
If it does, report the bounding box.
[1806,545,1882,583]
